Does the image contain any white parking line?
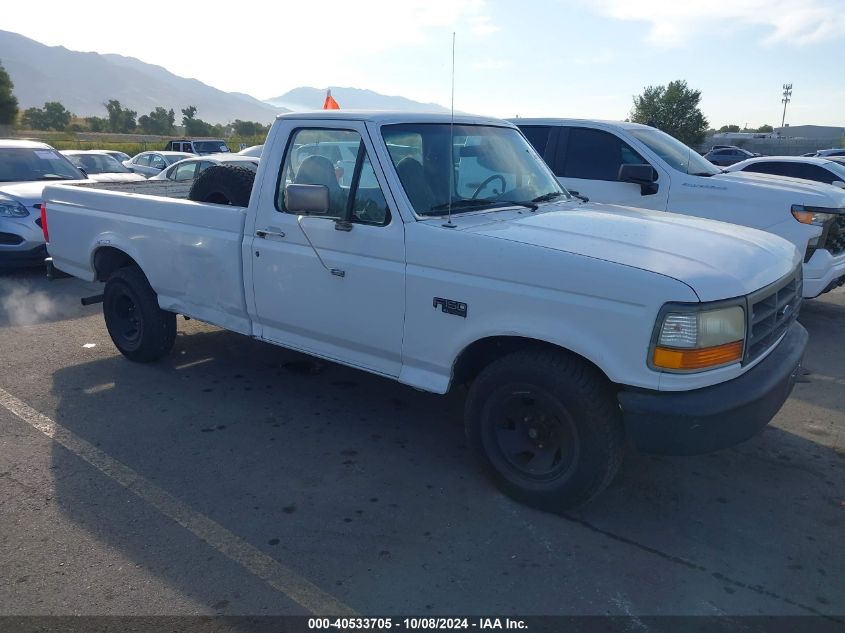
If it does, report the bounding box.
[0,386,356,616]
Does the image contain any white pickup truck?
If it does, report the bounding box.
[43,111,807,511]
[512,119,845,298]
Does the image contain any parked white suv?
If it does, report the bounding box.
[513,119,845,298]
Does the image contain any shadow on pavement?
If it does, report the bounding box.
[43,319,845,615]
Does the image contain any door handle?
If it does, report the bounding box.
[256,229,285,238]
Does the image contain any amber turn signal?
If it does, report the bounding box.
[791,210,814,225]
[652,340,743,371]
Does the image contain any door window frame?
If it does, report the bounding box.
[274,126,391,227]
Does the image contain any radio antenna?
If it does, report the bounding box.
[443,31,457,229]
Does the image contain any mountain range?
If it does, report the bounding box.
[0,30,448,124]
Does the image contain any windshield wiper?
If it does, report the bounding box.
[426,199,537,215]
[38,175,73,180]
[531,192,567,203]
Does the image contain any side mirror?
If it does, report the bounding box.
[831,181,845,189]
[285,183,330,215]
[618,163,659,196]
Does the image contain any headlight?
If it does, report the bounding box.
[791,204,836,226]
[0,198,29,218]
[652,305,745,372]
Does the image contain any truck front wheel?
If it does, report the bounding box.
[103,266,176,362]
[465,350,625,511]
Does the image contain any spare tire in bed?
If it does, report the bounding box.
[188,165,256,206]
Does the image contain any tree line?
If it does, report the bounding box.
[0,60,270,138]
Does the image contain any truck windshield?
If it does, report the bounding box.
[382,124,567,216]
[0,148,84,182]
[628,128,721,177]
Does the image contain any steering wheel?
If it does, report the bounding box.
[471,174,507,199]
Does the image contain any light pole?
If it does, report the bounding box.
[781,83,792,129]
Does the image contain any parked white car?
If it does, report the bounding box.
[123,151,193,177]
[0,140,87,268]
[61,150,148,183]
[149,154,259,182]
[813,148,845,158]
[238,145,263,157]
[43,111,806,511]
[512,118,845,298]
[725,156,845,188]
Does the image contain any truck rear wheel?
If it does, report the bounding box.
[103,266,176,362]
[465,349,625,512]
[188,165,255,206]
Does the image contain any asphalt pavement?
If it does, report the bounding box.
[0,269,843,618]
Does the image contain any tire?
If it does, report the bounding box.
[103,266,176,362]
[465,349,625,512]
[188,165,255,206]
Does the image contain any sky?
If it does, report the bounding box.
[2,0,843,127]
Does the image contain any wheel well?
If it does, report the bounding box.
[452,336,610,389]
[93,247,138,281]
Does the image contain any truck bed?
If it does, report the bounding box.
[43,182,253,335]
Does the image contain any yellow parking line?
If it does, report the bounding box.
[0,386,356,616]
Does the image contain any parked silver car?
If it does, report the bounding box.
[702,146,756,166]
[123,151,193,177]
[150,154,259,182]
[0,140,87,268]
[62,150,147,183]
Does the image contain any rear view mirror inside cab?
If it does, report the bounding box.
[285,184,330,215]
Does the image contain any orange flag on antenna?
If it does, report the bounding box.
[323,89,340,110]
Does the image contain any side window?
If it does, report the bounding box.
[150,155,167,170]
[276,128,360,219]
[276,128,390,225]
[743,162,781,175]
[136,154,152,167]
[172,161,198,181]
[519,126,552,155]
[351,154,390,226]
[196,161,214,176]
[558,127,646,181]
[791,163,836,184]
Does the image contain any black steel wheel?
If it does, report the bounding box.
[103,266,176,362]
[466,349,625,512]
[483,385,580,482]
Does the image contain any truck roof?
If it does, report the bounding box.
[508,118,653,131]
[0,139,54,149]
[276,110,514,127]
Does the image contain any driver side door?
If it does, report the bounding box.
[249,123,406,377]
[551,126,670,211]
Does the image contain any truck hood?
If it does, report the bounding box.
[712,171,845,208]
[457,202,801,302]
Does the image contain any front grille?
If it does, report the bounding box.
[0,232,24,245]
[746,268,802,362]
[822,214,845,256]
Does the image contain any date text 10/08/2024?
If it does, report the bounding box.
[308,618,528,630]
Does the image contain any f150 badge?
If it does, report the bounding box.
[433,297,468,318]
